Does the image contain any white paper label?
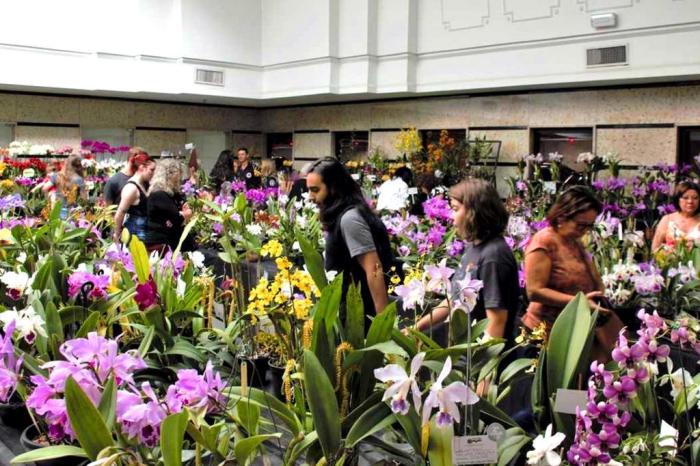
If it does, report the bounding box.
[351,174,360,180]
[554,389,588,414]
[367,174,376,181]
[408,187,419,195]
[185,143,195,150]
[452,435,498,465]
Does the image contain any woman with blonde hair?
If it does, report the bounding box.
[41,154,86,219]
[260,158,279,189]
[145,159,194,253]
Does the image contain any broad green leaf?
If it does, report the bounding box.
[234,434,281,466]
[65,376,114,460]
[394,409,422,455]
[98,376,117,430]
[345,402,394,447]
[44,302,64,342]
[161,410,188,466]
[237,399,260,436]
[128,235,150,284]
[287,431,318,465]
[497,427,531,466]
[358,303,397,400]
[546,293,595,395]
[138,326,156,357]
[343,340,408,369]
[428,421,453,466]
[303,350,341,459]
[76,311,100,338]
[164,339,207,363]
[174,216,198,258]
[345,283,364,349]
[11,446,87,463]
[227,387,302,436]
[499,358,534,385]
[476,398,518,428]
[296,229,327,290]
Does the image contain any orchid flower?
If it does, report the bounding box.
[451,273,484,315]
[526,423,566,466]
[421,356,478,427]
[394,278,426,311]
[425,259,454,294]
[374,352,425,415]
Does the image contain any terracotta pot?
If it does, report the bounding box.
[19,425,85,466]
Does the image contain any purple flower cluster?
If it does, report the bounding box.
[67,269,111,301]
[592,178,626,191]
[13,177,35,187]
[422,196,452,222]
[244,188,278,205]
[80,140,130,154]
[104,244,135,272]
[0,321,22,403]
[181,180,197,197]
[0,194,24,211]
[568,310,671,465]
[164,361,226,413]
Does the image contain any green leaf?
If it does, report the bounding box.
[499,358,534,385]
[234,434,281,466]
[227,387,302,436]
[358,303,397,400]
[164,339,207,363]
[11,446,88,463]
[236,399,260,436]
[343,340,408,369]
[65,376,114,460]
[296,229,328,290]
[287,431,318,466]
[345,283,364,349]
[428,421,453,466]
[476,398,518,429]
[98,376,117,430]
[128,234,150,284]
[76,311,100,338]
[497,427,531,466]
[174,216,198,258]
[44,302,64,342]
[345,402,394,447]
[546,293,596,395]
[138,326,155,357]
[303,350,341,459]
[161,410,189,466]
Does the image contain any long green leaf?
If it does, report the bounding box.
[234,434,281,466]
[497,427,531,466]
[345,283,364,350]
[428,421,453,466]
[98,376,117,430]
[358,303,397,400]
[11,446,87,463]
[343,340,408,369]
[345,402,394,447]
[303,350,341,459]
[164,339,207,363]
[65,376,114,460]
[128,235,150,284]
[44,302,64,342]
[138,326,156,357]
[296,229,328,290]
[161,410,188,466]
[227,387,302,436]
[76,311,100,338]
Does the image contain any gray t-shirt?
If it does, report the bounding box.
[104,172,130,205]
[339,207,377,258]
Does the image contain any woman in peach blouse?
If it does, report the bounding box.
[524,186,623,361]
[651,180,700,252]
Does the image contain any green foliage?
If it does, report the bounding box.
[303,349,341,460]
[64,376,114,460]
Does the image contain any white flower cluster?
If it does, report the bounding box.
[602,262,641,306]
[507,215,531,239]
[8,141,55,156]
[667,261,698,286]
[576,152,602,164]
[96,159,127,173]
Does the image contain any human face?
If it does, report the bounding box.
[557,208,597,240]
[140,162,156,182]
[450,197,467,239]
[237,150,249,165]
[306,172,328,206]
[679,189,700,216]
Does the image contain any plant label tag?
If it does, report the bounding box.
[543,181,557,194]
[554,388,588,414]
[452,435,498,465]
[367,174,376,181]
[351,174,360,180]
[408,187,419,195]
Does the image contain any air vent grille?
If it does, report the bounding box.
[195,69,224,86]
[587,45,627,67]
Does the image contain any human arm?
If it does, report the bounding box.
[415,298,450,331]
[651,215,670,252]
[357,250,389,314]
[113,184,138,242]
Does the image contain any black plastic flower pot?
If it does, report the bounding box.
[238,357,268,389]
[0,396,32,430]
[19,425,85,466]
[265,363,285,401]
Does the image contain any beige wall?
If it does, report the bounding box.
[293,133,331,160]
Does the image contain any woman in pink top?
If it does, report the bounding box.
[524,186,623,361]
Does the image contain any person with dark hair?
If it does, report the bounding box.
[234,147,260,188]
[652,180,700,251]
[104,147,144,206]
[289,162,313,199]
[414,179,519,344]
[306,157,394,318]
[113,153,156,242]
[209,150,235,193]
[410,172,439,216]
[524,185,622,361]
[376,166,413,212]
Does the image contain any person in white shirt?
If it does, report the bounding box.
[376,167,413,212]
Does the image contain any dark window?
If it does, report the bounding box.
[266,132,293,160]
[532,128,593,171]
[679,127,700,169]
[420,129,466,151]
[334,131,369,161]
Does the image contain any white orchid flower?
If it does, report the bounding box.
[421,356,478,427]
[374,352,425,415]
[526,423,566,465]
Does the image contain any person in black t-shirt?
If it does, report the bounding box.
[103,147,144,206]
[234,147,260,188]
[414,179,519,347]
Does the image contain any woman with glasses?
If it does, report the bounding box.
[651,180,700,252]
[523,186,623,361]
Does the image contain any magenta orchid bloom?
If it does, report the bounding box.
[421,357,478,427]
[374,352,425,415]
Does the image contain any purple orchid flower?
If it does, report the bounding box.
[421,357,478,427]
[374,352,425,415]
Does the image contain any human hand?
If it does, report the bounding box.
[181,204,193,222]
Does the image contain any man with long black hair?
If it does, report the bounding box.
[306,157,393,318]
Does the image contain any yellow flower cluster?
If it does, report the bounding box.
[393,128,422,156]
[260,239,283,258]
[247,257,320,321]
[0,162,5,175]
[0,179,14,190]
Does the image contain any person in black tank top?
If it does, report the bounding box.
[113,153,156,243]
[306,157,394,320]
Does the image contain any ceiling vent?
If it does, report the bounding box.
[586,45,627,67]
[195,68,224,86]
